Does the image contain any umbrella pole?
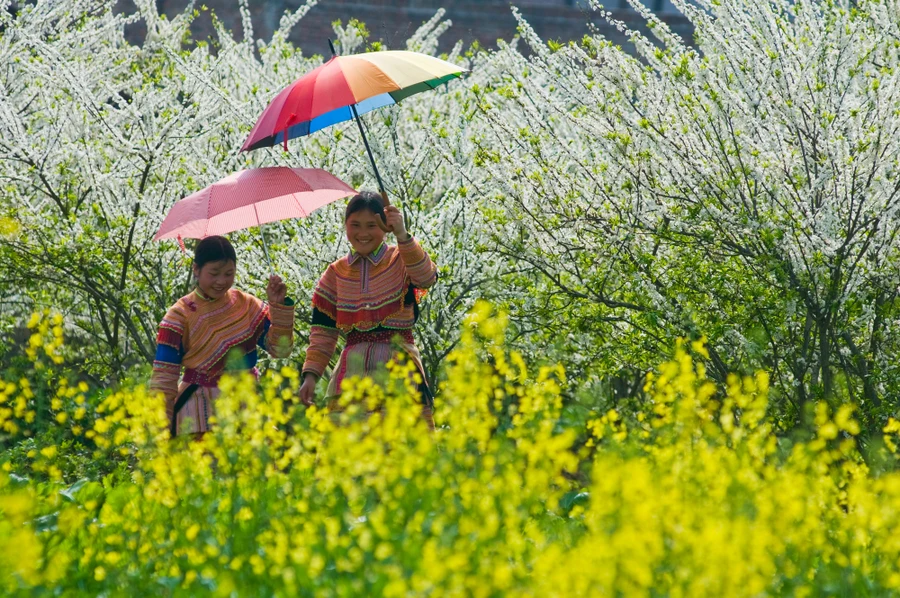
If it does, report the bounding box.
[350,103,390,207]
[253,205,275,274]
[259,224,274,274]
[330,39,391,228]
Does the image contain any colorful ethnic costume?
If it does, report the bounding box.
[301,235,437,424]
[150,289,295,436]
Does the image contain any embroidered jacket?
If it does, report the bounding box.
[301,235,437,379]
[150,288,295,422]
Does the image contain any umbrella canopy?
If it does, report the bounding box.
[241,50,467,152]
[154,167,356,241]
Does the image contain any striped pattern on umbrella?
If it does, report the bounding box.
[154,167,357,241]
[241,51,467,152]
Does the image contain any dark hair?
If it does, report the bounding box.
[344,191,385,222]
[194,235,237,269]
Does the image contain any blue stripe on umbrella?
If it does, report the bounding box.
[308,105,354,135]
[354,92,397,116]
[272,93,399,146]
[273,121,309,146]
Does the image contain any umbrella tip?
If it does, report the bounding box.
[328,38,336,57]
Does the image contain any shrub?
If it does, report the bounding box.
[0,304,899,595]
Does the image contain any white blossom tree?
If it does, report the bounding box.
[3,0,899,430]
[0,0,489,383]
[436,0,900,428]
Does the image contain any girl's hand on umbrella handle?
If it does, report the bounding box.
[384,205,409,241]
[376,190,392,232]
[298,374,316,406]
[266,274,287,306]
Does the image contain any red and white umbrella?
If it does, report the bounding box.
[155,166,356,269]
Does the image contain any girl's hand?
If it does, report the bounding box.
[298,374,316,406]
[266,274,287,305]
[383,205,409,241]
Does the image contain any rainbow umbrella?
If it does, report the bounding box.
[241,42,467,211]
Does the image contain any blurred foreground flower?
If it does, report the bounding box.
[0,303,898,596]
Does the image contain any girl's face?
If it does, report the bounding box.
[345,209,385,256]
[193,259,236,300]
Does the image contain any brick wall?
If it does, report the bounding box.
[149,0,693,57]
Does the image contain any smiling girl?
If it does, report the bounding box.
[298,192,438,428]
[150,236,295,438]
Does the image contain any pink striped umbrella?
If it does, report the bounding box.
[154,167,356,268]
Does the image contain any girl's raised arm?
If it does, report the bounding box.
[260,275,296,358]
[397,234,437,289]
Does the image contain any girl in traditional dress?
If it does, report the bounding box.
[297,192,438,428]
[150,236,296,438]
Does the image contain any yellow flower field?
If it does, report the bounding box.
[1,303,899,596]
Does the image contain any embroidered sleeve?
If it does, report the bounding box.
[150,306,185,420]
[301,307,340,379]
[261,300,296,359]
[397,235,437,289]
